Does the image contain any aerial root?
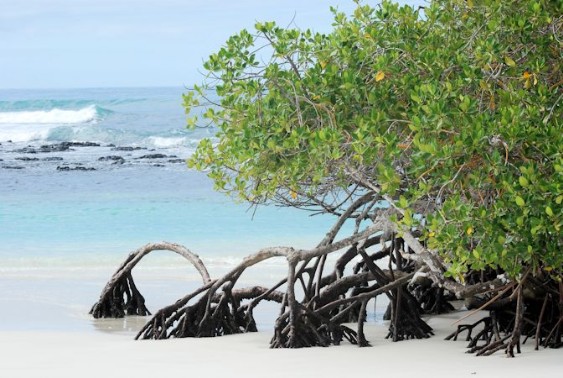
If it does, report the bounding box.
[137,284,284,340]
[269,306,360,348]
[445,276,562,356]
[90,269,150,318]
[90,242,211,319]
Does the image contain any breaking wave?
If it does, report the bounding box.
[0,105,100,125]
[0,105,113,142]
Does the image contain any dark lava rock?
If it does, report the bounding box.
[137,154,168,159]
[111,146,145,152]
[16,144,68,153]
[15,157,40,161]
[42,157,64,161]
[16,142,101,154]
[14,147,38,154]
[168,159,185,164]
[3,166,25,170]
[38,143,72,152]
[57,166,96,171]
[61,141,100,147]
[98,156,125,164]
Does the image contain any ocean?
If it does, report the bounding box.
[0,87,370,333]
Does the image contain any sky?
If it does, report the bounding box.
[0,0,424,89]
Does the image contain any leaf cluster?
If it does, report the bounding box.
[186,0,562,279]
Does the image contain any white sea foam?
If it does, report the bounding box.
[0,105,98,125]
[146,136,187,148]
[0,123,52,142]
[0,106,99,142]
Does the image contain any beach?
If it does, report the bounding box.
[1,309,560,378]
[1,263,560,377]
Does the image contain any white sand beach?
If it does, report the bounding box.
[0,265,560,377]
[1,309,560,378]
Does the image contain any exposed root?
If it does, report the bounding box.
[93,218,438,349]
[137,284,284,339]
[445,275,562,356]
[89,201,562,355]
[386,291,434,341]
[89,268,150,318]
[270,304,359,348]
[411,285,455,315]
[90,242,211,318]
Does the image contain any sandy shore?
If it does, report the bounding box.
[1,310,560,378]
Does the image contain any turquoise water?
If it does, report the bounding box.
[0,87,351,331]
[0,167,336,270]
[0,87,338,266]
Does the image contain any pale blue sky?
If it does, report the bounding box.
[0,0,424,89]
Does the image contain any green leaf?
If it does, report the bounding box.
[402,210,413,227]
[515,196,526,207]
[531,224,542,235]
[410,93,422,104]
[399,196,408,208]
[504,56,517,67]
[516,216,525,226]
[518,176,529,188]
[545,206,554,217]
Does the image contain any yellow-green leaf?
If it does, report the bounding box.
[545,206,554,217]
[518,176,529,187]
[410,93,422,104]
[515,196,525,207]
[399,195,408,208]
[516,217,524,226]
[402,210,413,226]
[504,56,516,67]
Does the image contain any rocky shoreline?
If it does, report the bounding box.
[0,141,187,172]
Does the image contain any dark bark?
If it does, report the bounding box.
[445,275,562,356]
[91,217,437,349]
[90,242,211,319]
[89,196,561,357]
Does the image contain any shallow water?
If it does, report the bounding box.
[0,87,361,332]
[0,87,340,269]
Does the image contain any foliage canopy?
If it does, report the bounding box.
[185,0,562,280]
